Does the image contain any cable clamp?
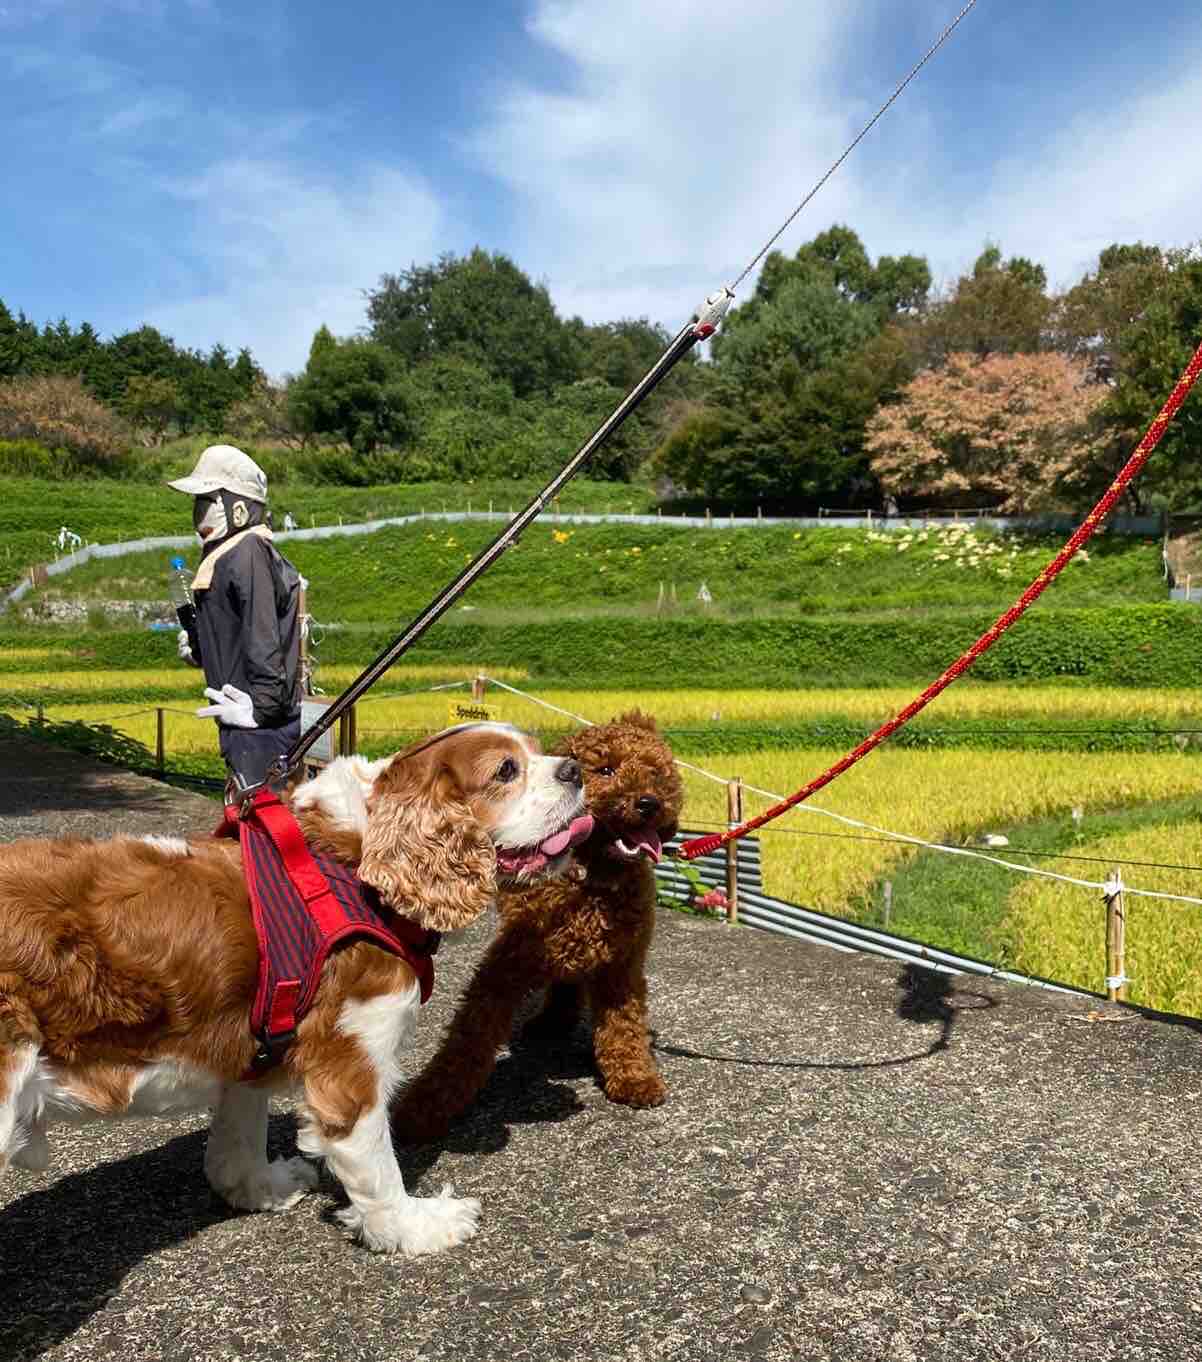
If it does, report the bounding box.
[1104,975,1130,990]
[1102,875,1125,899]
[691,286,735,339]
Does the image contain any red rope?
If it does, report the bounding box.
[680,338,1202,860]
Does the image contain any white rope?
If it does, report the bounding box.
[479,675,1202,909]
[354,678,469,706]
[735,780,1202,907]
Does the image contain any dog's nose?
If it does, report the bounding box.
[635,794,661,819]
[556,757,583,788]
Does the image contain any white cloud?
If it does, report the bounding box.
[469,0,875,328]
[472,0,1202,327]
[968,72,1202,290]
[144,158,444,377]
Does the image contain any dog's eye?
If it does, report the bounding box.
[593,764,616,777]
[495,758,520,784]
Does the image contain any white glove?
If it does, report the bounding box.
[177,629,194,662]
[197,684,258,729]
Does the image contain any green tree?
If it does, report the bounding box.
[287,338,419,453]
[122,374,180,445]
[659,227,929,509]
[366,248,578,398]
[656,327,914,509]
[919,244,1052,361]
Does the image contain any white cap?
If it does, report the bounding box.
[167,445,268,502]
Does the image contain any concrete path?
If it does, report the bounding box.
[2,738,1201,1362]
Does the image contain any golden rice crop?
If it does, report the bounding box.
[663,748,1202,912]
[326,683,1202,745]
[1005,821,1202,1015]
[0,662,529,702]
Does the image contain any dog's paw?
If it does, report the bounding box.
[10,1120,49,1172]
[213,1156,319,1212]
[338,1183,481,1256]
[604,1070,667,1108]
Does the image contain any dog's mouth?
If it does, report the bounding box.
[495,813,595,879]
[605,827,663,864]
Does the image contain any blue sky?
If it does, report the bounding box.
[3,0,1201,376]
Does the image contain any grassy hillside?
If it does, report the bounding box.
[13,514,1167,621]
[0,475,655,591]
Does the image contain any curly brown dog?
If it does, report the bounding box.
[393,711,683,1143]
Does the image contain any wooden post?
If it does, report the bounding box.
[338,706,357,758]
[471,674,487,703]
[725,777,742,925]
[705,507,712,528]
[155,708,165,775]
[35,701,44,728]
[1105,870,1128,1002]
[882,880,892,930]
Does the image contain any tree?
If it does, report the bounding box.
[0,302,38,379]
[865,351,1109,512]
[122,374,180,446]
[1057,243,1202,508]
[656,327,915,509]
[225,378,308,450]
[919,245,1052,362]
[655,227,930,510]
[0,373,130,468]
[287,338,419,453]
[365,248,578,398]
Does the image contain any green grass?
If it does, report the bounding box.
[0,475,656,591]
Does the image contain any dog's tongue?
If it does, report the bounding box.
[634,828,662,863]
[538,814,595,858]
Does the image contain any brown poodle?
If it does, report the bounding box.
[393,711,684,1143]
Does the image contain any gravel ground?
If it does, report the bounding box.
[2,737,1202,1362]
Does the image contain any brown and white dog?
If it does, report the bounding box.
[0,723,591,1257]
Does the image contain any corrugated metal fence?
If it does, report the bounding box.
[655,830,1087,998]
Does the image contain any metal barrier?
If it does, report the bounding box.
[655,831,1087,997]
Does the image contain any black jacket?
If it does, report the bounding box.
[186,531,302,728]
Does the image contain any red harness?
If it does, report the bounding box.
[216,790,438,1076]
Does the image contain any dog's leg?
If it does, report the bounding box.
[299,985,479,1256]
[392,936,537,1144]
[0,1042,42,1177]
[204,1083,318,1212]
[588,960,666,1107]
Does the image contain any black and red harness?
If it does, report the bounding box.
[216,790,439,1076]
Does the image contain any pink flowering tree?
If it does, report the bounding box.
[864,351,1111,512]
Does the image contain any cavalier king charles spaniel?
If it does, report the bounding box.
[0,723,591,1257]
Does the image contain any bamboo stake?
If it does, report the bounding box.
[1105,869,1128,1002]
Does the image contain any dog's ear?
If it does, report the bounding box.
[616,708,660,733]
[359,750,496,933]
